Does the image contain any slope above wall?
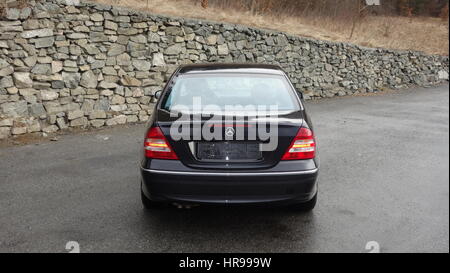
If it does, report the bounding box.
[0,0,449,139]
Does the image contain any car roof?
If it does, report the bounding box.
[176,63,286,75]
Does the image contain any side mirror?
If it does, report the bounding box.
[296,89,304,100]
[154,90,162,99]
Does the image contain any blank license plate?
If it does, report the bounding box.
[196,142,262,161]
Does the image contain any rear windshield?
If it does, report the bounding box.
[161,73,300,112]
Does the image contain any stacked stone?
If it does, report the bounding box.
[0,0,448,139]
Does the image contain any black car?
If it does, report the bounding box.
[140,63,319,211]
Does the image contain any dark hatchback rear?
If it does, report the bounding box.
[140,63,319,211]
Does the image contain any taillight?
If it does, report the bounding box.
[281,127,316,160]
[144,126,178,160]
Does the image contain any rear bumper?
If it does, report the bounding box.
[140,160,319,205]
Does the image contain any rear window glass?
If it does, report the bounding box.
[161,73,299,112]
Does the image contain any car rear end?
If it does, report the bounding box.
[140,64,319,208]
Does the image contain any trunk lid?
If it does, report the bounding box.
[157,109,304,170]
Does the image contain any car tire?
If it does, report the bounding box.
[291,192,317,212]
[141,189,166,210]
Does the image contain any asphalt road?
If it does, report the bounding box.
[0,85,448,253]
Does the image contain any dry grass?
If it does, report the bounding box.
[94,0,448,55]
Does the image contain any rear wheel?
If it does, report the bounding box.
[291,192,317,212]
[141,188,166,210]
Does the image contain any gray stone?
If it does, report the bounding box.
[52,80,65,89]
[21,29,53,39]
[52,61,63,73]
[91,60,105,69]
[6,87,18,95]
[111,95,125,104]
[89,110,107,119]
[83,44,101,55]
[64,60,77,68]
[43,102,64,115]
[148,32,161,43]
[127,115,138,123]
[65,0,81,6]
[67,33,87,39]
[130,35,147,44]
[55,40,69,47]
[62,72,81,88]
[41,90,59,101]
[21,19,38,30]
[127,42,146,54]
[80,70,98,88]
[5,8,20,20]
[70,117,88,127]
[106,115,127,126]
[0,59,9,69]
[13,72,33,88]
[42,125,59,133]
[102,66,117,75]
[70,45,83,55]
[29,103,46,117]
[152,53,165,66]
[0,66,14,77]
[132,60,151,71]
[165,44,183,55]
[340,81,352,87]
[0,20,20,27]
[48,115,58,125]
[12,121,27,135]
[0,25,23,32]
[90,13,104,22]
[101,90,114,96]
[438,70,449,80]
[1,101,28,117]
[68,109,84,120]
[116,53,131,66]
[56,117,68,130]
[105,20,118,31]
[90,32,108,42]
[20,7,32,20]
[90,119,105,127]
[206,35,218,45]
[27,119,41,132]
[36,57,51,65]
[0,118,13,127]
[120,76,141,87]
[33,37,55,48]
[98,81,118,89]
[0,76,14,88]
[107,44,126,56]
[115,16,130,23]
[31,64,52,75]
[33,82,51,90]
[24,56,37,67]
[218,44,229,56]
[19,88,37,97]
[117,28,138,35]
[165,27,184,36]
[133,22,148,29]
[0,127,10,139]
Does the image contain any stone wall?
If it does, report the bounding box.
[0,0,449,139]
